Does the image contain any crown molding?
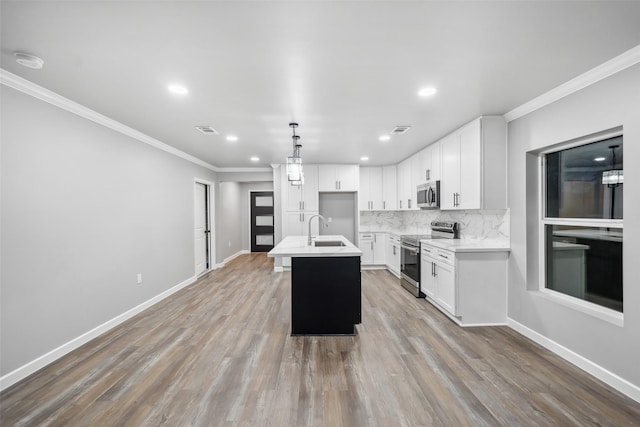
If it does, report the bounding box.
[216,167,273,173]
[1,69,226,172]
[504,44,640,122]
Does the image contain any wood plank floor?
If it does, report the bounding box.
[2,253,639,426]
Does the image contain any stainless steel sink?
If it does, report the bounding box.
[312,240,346,247]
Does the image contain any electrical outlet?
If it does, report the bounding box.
[137,273,142,284]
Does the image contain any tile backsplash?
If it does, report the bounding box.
[360,209,509,241]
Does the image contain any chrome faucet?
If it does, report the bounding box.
[307,214,327,245]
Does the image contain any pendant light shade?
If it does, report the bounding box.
[286,123,303,184]
[602,145,623,186]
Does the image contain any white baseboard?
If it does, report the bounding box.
[222,250,250,266]
[0,275,197,391]
[507,318,640,403]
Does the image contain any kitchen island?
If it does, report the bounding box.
[268,235,362,335]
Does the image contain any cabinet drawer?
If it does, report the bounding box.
[435,249,454,266]
[421,243,437,257]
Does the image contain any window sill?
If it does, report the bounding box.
[534,289,624,327]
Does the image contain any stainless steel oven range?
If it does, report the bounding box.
[400,221,459,297]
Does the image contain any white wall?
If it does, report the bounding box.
[507,64,639,390]
[0,85,218,378]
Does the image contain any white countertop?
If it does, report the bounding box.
[553,241,590,251]
[420,238,511,253]
[268,235,362,258]
[553,229,622,243]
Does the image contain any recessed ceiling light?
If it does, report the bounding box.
[379,135,390,142]
[594,157,606,162]
[250,156,260,162]
[418,87,437,97]
[226,135,238,142]
[360,156,369,161]
[167,84,188,95]
[14,52,44,69]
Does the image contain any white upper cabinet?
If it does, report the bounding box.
[420,141,441,183]
[381,165,397,210]
[318,164,359,192]
[285,164,318,211]
[410,154,422,209]
[439,116,506,210]
[397,158,412,210]
[359,167,383,211]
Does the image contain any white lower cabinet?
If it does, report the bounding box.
[421,245,456,314]
[386,234,400,277]
[421,242,508,326]
[359,232,386,266]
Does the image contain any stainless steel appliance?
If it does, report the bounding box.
[417,180,440,209]
[400,221,459,297]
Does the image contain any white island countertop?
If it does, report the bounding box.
[420,238,511,253]
[268,235,362,258]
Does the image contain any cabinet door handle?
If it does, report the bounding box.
[426,169,430,181]
[302,201,305,210]
[408,199,412,209]
[383,201,386,210]
[433,263,437,277]
[393,246,396,255]
[370,242,373,250]
[399,200,402,209]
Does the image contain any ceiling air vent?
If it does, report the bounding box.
[195,126,219,135]
[391,126,412,135]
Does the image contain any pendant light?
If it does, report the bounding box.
[286,122,304,185]
[602,145,623,186]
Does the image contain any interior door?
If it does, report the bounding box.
[195,182,210,275]
[251,191,274,252]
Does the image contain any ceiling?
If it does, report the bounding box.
[2,1,640,169]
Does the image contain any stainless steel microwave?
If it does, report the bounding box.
[417,180,440,209]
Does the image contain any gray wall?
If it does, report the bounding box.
[507,64,639,386]
[217,182,274,261]
[218,182,244,261]
[1,86,218,375]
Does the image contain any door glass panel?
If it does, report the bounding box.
[255,196,273,207]
[256,215,273,226]
[256,235,274,246]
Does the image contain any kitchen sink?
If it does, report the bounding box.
[312,240,346,247]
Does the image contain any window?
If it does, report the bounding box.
[542,134,623,312]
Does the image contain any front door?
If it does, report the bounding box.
[250,191,274,252]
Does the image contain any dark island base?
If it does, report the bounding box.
[291,256,361,336]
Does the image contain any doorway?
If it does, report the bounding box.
[195,180,214,276]
[250,191,274,252]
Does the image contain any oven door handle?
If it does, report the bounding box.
[400,243,419,255]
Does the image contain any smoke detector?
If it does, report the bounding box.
[195,126,219,135]
[14,52,44,69]
[390,126,412,135]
